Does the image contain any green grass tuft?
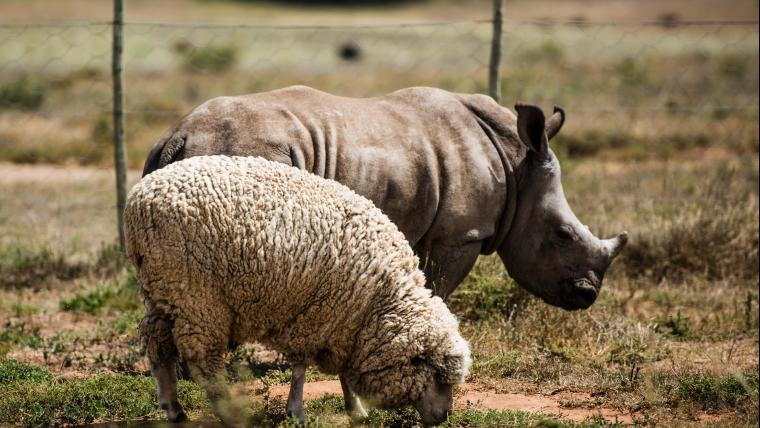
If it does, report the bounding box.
[671,373,759,410]
[0,360,208,427]
[178,43,239,73]
[0,360,53,384]
[59,268,140,315]
[0,75,46,110]
[471,351,522,378]
[0,321,43,350]
[448,256,527,321]
[304,393,345,416]
[59,287,115,314]
[0,243,125,289]
[0,246,87,289]
[444,409,539,427]
[362,405,422,427]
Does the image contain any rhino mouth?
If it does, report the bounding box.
[561,273,602,310]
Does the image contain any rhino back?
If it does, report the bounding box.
[143,86,512,248]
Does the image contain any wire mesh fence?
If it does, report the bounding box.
[0,16,758,249]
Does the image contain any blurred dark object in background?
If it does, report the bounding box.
[338,41,362,62]
[657,12,681,28]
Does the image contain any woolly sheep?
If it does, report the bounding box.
[125,155,471,425]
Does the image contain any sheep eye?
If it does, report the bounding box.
[411,356,424,366]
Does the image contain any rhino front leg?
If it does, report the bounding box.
[420,242,482,299]
[286,364,307,422]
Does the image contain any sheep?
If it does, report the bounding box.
[125,155,471,425]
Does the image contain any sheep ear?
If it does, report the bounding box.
[433,355,465,384]
[515,104,548,155]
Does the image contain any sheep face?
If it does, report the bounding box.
[345,291,471,423]
[413,381,454,426]
[412,339,472,425]
[348,335,470,425]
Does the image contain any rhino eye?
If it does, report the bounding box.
[555,228,575,242]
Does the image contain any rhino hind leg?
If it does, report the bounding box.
[420,242,482,299]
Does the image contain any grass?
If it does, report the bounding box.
[0,13,756,168]
[177,42,240,73]
[59,268,140,315]
[618,164,759,282]
[670,373,759,410]
[0,243,124,289]
[0,132,757,427]
[0,137,757,427]
[0,155,754,426]
[0,359,53,383]
[0,75,46,110]
[0,0,757,426]
[0,359,207,427]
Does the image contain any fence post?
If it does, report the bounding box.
[488,0,503,103]
[112,0,127,252]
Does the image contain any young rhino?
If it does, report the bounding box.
[126,156,471,426]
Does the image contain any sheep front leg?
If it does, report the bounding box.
[286,364,306,422]
[183,344,247,426]
[174,317,245,426]
[141,307,186,422]
[340,374,368,422]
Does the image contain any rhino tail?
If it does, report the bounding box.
[141,133,186,177]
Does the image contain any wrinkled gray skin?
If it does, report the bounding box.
[142,85,627,424]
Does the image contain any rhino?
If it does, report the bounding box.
[141,85,627,422]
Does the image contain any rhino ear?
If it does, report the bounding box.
[545,106,565,140]
[515,104,548,155]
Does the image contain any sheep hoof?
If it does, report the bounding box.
[348,408,369,424]
[286,408,306,424]
[169,410,187,423]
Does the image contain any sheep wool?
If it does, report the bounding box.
[125,155,470,412]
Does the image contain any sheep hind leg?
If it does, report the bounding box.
[141,308,186,422]
[286,363,307,423]
[340,374,368,422]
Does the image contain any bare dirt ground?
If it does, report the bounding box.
[265,379,734,424]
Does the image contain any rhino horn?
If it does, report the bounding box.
[603,231,629,261]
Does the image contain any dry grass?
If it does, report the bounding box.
[0,153,756,426]
[0,0,757,425]
[0,16,755,168]
[448,156,759,426]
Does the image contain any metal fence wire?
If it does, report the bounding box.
[0,14,758,246]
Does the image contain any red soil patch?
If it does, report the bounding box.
[269,380,635,424]
[270,380,344,400]
[457,384,634,424]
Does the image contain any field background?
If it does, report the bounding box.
[0,0,758,426]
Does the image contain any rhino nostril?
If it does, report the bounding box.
[577,285,596,301]
[570,282,598,309]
